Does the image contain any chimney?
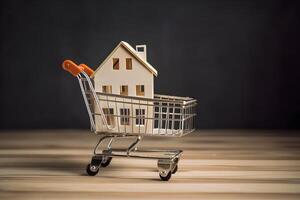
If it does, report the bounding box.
[135,45,147,61]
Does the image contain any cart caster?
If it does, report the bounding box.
[159,171,172,181]
[86,164,99,176]
[101,157,112,167]
[172,165,178,174]
[87,155,102,176]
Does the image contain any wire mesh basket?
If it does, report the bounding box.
[81,78,197,137]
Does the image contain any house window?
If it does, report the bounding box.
[102,108,114,126]
[113,58,119,70]
[137,47,144,52]
[102,85,112,93]
[136,109,145,125]
[136,85,145,96]
[120,108,130,125]
[126,58,132,70]
[120,85,128,96]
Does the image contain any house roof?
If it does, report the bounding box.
[91,41,158,77]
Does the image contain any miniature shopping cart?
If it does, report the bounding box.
[62,60,197,181]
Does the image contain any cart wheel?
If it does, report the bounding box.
[86,164,99,176]
[159,171,172,181]
[101,157,112,167]
[172,165,178,174]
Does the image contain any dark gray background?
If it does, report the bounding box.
[0,0,299,129]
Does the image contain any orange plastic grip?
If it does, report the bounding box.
[79,64,94,77]
[62,60,83,76]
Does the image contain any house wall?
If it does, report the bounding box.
[93,45,154,134]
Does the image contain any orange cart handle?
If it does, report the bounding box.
[62,60,83,76]
[79,64,94,77]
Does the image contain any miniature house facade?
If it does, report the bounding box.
[92,41,158,133]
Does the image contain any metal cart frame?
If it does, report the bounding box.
[63,60,197,181]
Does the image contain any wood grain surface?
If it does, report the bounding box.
[0,130,299,199]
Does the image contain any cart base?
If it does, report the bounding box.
[86,134,182,181]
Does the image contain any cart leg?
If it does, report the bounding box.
[87,136,115,173]
[101,149,113,167]
[93,135,114,155]
[127,136,142,156]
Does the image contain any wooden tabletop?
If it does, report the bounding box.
[0,130,299,199]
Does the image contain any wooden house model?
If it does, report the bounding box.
[92,41,158,133]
